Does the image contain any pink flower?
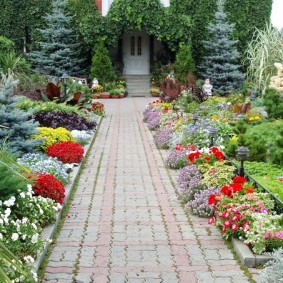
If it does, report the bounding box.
[276,231,283,239]
[224,220,231,227]
[223,211,230,218]
[208,217,215,224]
[231,224,239,231]
[232,214,241,222]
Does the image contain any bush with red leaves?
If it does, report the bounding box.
[46,141,84,163]
[33,173,65,204]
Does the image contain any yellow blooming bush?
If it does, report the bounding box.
[33,127,75,151]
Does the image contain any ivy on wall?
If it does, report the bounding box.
[170,0,272,68]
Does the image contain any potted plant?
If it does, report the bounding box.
[109,89,121,98]
[100,91,110,99]
[91,84,103,98]
[150,87,161,97]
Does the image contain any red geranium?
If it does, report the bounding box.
[208,194,221,205]
[33,173,65,204]
[220,185,232,197]
[47,141,84,163]
[230,183,243,193]
[188,151,202,163]
[214,151,225,160]
[233,176,246,184]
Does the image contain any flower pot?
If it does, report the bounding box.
[100,92,110,99]
[150,92,160,97]
[119,94,125,98]
[111,95,120,99]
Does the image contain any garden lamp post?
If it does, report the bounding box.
[236,146,249,177]
[208,127,218,147]
[193,114,199,125]
[172,100,176,111]
[60,73,69,101]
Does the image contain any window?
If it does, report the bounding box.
[130,36,135,55]
[137,36,142,56]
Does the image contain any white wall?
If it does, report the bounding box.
[102,0,170,16]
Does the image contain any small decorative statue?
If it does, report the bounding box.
[202,78,213,96]
[91,78,99,88]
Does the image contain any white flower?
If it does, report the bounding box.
[11,233,19,241]
[4,196,16,207]
[31,223,37,230]
[0,233,2,240]
[19,192,25,198]
[4,208,11,217]
[23,255,35,263]
[0,218,3,225]
[22,234,27,240]
[31,233,39,243]
[22,217,28,224]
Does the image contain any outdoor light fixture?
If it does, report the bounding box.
[236,146,249,177]
[60,73,69,101]
[193,114,199,125]
[172,100,176,111]
[208,127,218,147]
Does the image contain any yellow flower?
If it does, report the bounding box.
[211,115,218,120]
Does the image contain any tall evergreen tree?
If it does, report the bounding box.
[90,40,116,86]
[0,74,42,154]
[200,0,245,95]
[30,0,83,77]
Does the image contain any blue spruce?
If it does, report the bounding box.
[30,0,83,77]
[0,74,42,154]
[200,0,245,95]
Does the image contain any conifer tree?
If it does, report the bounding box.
[200,0,245,95]
[174,44,195,85]
[0,74,42,154]
[30,0,83,77]
[270,129,283,166]
[90,40,116,86]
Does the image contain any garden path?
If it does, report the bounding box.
[43,98,256,283]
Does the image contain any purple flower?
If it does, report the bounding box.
[154,128,173,149]
[165,149,188,169]
[146,111,161,130]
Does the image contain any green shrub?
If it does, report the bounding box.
[270,129,283,166]
[263,88,283,119]
[0,36,15,54]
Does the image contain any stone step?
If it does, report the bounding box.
[125,75,151,97]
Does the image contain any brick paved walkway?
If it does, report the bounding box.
[43,98,252,283]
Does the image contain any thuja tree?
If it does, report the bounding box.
[270,129,283,166]
[30,0,83,77]
[90,40,116,86]
[0,74,42,154]
[200,0,245,95]
[174,44,195,85]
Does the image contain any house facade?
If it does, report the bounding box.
[94,0,170,76]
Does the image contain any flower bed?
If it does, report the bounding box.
[143,97,283,266]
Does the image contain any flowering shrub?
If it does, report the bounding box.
[71,130,92,145]
[143,105,154,122]
[188,147,225,166]
[33,173,65,204]
[165,148,188,169]
[46,141,84,164]
[32,111,97,131]
[154,128,173,149]
[32,127,75,150]
[17,153,69,184]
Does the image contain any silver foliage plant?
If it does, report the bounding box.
[260,248,283,282]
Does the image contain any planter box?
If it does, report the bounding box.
[232,238,274,267]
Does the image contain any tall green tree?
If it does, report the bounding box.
[90,40,116,86]
[170,0,272,69]
[30,0,83,77]
[200,0,245,95]
[174,44,195,85]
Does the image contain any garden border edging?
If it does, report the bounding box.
[33,116,102,271]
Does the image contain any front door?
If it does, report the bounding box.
[123,31,150,75]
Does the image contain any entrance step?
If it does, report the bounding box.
[125,75,150,97]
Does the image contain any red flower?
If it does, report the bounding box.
[220,185,232,196]
[188,151,201,163]
[231,223,239,231]
[163,107,169,113]
[47,141,84,163]
[209,146,220,153]
[190,145,197,151]
[224,220,231,227]
[175,144,181,151]
[214,151,225,160]
[230,183,243,193]
[208,217,215,224]
[208,194,221,205]
[233,176,246,184]
[246,187,255,194]
[33,173,65,204]
[204,156,211,162]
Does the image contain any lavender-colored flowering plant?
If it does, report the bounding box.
[165,149,188,169]
[154,128,173,149]
[146,111,161,130]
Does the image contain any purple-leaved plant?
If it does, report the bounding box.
[186,186,220,217]
[165,149,188,169]
[154,128,173,149]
